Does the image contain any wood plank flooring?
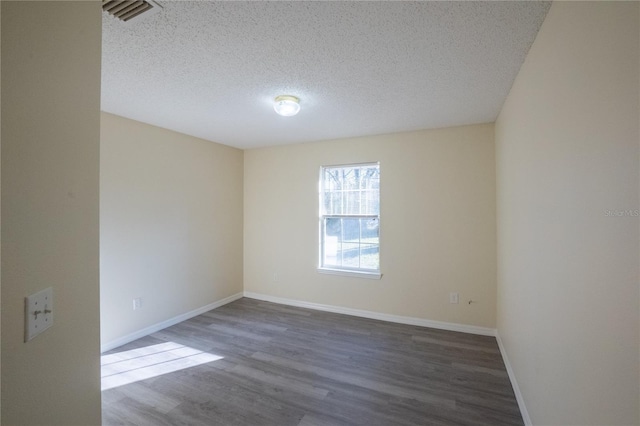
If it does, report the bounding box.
[102,298,523,426]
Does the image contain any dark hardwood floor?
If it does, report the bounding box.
[102,298,523,426]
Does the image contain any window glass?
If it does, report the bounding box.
[319,163,380,274]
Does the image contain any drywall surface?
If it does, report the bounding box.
[1,2,102,424]
[100,112,244,346]
[244,124,497,328]
[495,2,639,424]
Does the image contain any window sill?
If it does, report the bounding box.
[317,268,382,280]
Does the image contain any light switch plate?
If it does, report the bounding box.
[25,287,54,342]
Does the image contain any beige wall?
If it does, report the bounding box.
[1,2,102,425]
[496,2,639,425]
[100,113,244,346]
[244,124,497,328]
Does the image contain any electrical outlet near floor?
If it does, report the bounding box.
[133,297,143,310]
[449,292,459,304]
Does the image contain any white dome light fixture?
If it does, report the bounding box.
[274,95,301,117]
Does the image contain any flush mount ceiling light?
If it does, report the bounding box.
[273,95,301,117]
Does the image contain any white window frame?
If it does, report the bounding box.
[318,162,381,279]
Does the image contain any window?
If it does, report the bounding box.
[319,163,380,278]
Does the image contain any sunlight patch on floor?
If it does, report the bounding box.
[101,341,223,390]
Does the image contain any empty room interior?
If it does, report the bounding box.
[1,1,639,425]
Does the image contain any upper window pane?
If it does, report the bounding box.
[321,165,380,216]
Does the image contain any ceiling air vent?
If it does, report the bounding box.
[102,0,162,24]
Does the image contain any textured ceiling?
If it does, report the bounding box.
[102,1,550,149]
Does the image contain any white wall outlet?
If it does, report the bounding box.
[449,292,459,304]
[133,297,143,310]
[24,287,54,342]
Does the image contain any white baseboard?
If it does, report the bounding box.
[101,292,244,353]
[243,291,496,337]
[496,331,531,426]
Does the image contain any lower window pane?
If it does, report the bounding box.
[359,244,379,270]
[322,217,379,271]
